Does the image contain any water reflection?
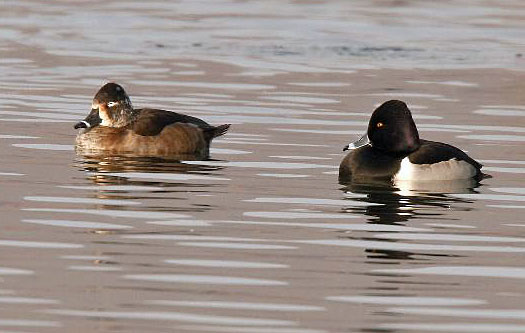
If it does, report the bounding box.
[340,179,480,225]
[124,274,288,286]
[74,155,226,191]
[326,295,485,306]
[67,156,231,221]
[146,300,324,311]
[377,322,525,332]
[338,179,481,260]
[44,309,294,326]
[374,266,525,279]
[75,155,223,175]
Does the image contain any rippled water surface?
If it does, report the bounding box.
[1,1,525,332]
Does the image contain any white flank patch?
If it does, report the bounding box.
[394,157,477,181]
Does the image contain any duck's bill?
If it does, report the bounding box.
[74,108,101,129]
[343,133,370,151]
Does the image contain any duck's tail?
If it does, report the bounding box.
[204,124,230,141]
[212,124,231,138]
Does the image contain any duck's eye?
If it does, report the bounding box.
[107,101,118,107]
[376,122,384,128]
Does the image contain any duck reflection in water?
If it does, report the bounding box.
[73,155,227,215]
[341,178,480,224]
[339,179,482,261]
[75,155,224,184]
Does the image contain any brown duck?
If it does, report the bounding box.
[74,83,230,159]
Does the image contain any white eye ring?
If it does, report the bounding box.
[107,101,118,107]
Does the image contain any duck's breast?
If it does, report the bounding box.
[75,126,124,153]
[339,146,402,182]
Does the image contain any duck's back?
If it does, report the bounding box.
[395,140,482,181]
[409,140,481,169]
[131,108,211,136]
[132,108,229,142]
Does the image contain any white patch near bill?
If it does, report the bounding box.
[99,111,112,127]
[394,157,477,181]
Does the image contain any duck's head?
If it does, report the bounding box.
[344,100,420,155]
[74,83,135,130]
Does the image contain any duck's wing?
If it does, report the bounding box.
[131,108,212,136]
[410,140,482,170]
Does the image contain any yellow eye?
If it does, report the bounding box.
[376,122,384,128]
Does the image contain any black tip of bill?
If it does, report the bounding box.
[343,133,370,152]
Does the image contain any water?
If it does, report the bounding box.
[1,1,525,332]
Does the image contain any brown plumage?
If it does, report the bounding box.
[74,83,230,159]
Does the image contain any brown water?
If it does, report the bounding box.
[1,1,525,332]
